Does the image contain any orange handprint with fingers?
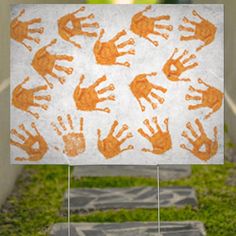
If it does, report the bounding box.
[129,72,167,112]
[185,78,224,120]
[93,29,135,67]
[179,10,217,51]
[10,122,48,161]
[12,77,51,119]
[138,117,172,155]
[10,9,44,51]
[58,6,99,48]
[51,115,85,157]
[73,74,115,113]
[31,39,74,89]
[130,5,173,47]
[162,48,198,82]
[97,120,134,159]
[180,119,218,161]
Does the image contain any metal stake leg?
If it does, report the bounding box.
[157,165,161,235]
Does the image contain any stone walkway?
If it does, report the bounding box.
[62,187,197,213]
[49,164,208,235]
[73,165,191,181]
[50,221,206,236]
[226,168,236,186]
[225,132,236,162]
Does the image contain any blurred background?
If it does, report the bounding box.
[0,0,235,235]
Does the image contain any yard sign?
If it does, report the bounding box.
[10,4,224,165]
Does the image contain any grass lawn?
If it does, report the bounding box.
[0,162,236,236]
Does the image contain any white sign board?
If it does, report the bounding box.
[10,4,224,165]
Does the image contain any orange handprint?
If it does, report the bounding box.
[31,39,74,89]
[138,117,172,155]
[58,6,99,48]
[180,119,218,161]
[10,122,48,161]
[185,78,224,120]
[51,115,85,157]
[93,29,135,67]
[12,77,51,119]
[97,120,134,159]
[10,9,44,51]
[73,74,115,113]
[130,5,173,47]
[179,10,217,51]
[162,48,198,82]
[129,72,167,112]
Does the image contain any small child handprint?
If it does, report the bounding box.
[11,9,44,51]
[180,119,218,161]
[97,120,134,159]
[138,117,172,155]
[51,115,85,157]
[10,122,48,161]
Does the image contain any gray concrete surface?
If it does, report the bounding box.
[49,221,206,236]
[73,165,191,180]
[0,86,22,207]
[63,187,197,213]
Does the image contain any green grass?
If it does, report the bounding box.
[0,163,236,235]
[0,166,68,236]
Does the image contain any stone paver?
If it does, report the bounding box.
[63,187,197,213]
[72,165,191,181]
[224,132,236,162]
[226,168,236,186]
[49,221,206,236]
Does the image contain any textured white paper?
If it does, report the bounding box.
[10,4,224,165]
